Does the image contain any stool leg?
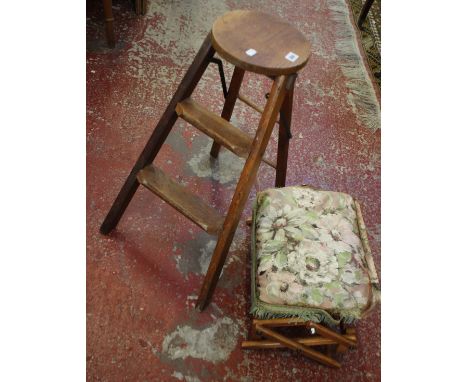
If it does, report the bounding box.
[196,74,294,310]
[210,66,245,158]
[358,0,375,29]
[103,0,115,48]
[275,78,295,187]
[100,34,215,234]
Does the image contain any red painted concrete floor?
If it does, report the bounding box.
[87,0,381,380]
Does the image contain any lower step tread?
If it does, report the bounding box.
[137,165,223,235]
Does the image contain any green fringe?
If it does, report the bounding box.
[249,191,376,326]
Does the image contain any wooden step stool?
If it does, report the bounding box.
[100,10,312,310]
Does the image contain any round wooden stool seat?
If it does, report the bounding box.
[211,10,311,76]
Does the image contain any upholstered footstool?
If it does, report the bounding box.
[242,186,380,368]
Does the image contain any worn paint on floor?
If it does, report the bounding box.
[87,0,380,380]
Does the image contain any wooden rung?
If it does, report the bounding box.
[253,317,357,347]
[176,98,276,169]
[255,325,341,368]
[238,93,280,125]
[136,165,223,235]
[242,334,357,349]
[307,322,357,347]
[238,93,264,114]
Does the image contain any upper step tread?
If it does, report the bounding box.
[137,165,223,235]
[176,98,276,168]
[176,98,252,158]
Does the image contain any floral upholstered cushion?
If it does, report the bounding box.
[251,186,380,324]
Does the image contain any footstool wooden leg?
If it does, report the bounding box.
[242,318,358,367]
[307,322,357,348]
[256,324,341,368]
[337,327,357,354]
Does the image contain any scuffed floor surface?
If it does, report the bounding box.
[87,0,381,380]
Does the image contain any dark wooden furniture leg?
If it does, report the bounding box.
[100,34,215,234]
[275,76,295,187]
[337,327,356,353]
[141,0,147,15]
[196,74,294,310]
[135,0,141,15]
[210,67,245,158]
[135,0,147,16]
[358,0,376,29]
[103,0,115,48]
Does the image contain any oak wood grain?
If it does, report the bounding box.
[211,10,311,75]
[195,74,294,310]
[137,165,223,235]
[255,325,341,368]
[100,35,215,234]
[176,98,276,169]
[307,322,357,347]
[242,334,357,349]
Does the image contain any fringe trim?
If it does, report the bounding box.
[327,0,381,131]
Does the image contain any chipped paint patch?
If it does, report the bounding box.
[175,237,216,277]
[171,371,201,382]
[198,239,216,274]
[174,229,245,279]
[188,141,245,184]
[162,317,239,363]
[145,0,229,66]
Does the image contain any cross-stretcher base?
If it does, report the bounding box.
[242,317,357,368]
